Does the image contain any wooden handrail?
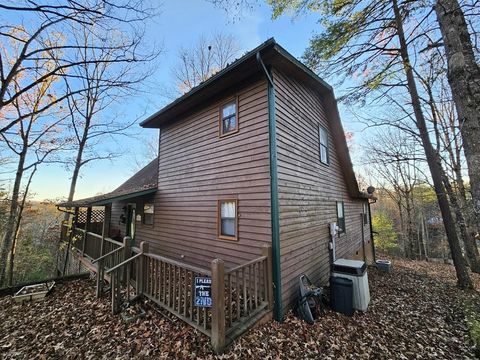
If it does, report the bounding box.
[91,246,125,264]
[104,237,123,247]
[106,252,142,274]
[143,252,212,276]
[86,231,102,239]
[225,255,267,274]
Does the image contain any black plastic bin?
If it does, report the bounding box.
[330,276,354,316]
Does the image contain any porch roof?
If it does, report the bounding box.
[58,158,158,208]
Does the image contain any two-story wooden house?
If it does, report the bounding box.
[58,38,375,350]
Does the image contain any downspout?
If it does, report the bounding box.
[256,51,283,322]
[368,199,377,263]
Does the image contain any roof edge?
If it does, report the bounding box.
[140,38,277,128]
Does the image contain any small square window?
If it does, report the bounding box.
[319,125,329,165]
[143,203,154,225]
[219,100,238,137]
[336,201,345,234]
[218,199,238,240]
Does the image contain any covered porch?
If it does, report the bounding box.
[56,166,273,353]
[57,201,273,353]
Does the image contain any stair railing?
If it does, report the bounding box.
[92,236,130,298]
[105,242,146,314]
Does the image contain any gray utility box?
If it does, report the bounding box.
[376,259,392,272]
[332,259,370,311]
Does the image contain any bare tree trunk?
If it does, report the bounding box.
[397,198,409,258]
[0,150,26,286]
[393,0,472,288]
[421,216,429,260]
[443,176,480,272]
[435,0,480,233]
[64,138,87,221]
[405,193,417,259]
[7,164,37,286]
[425,75,480,272]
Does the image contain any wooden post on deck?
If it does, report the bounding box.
[82,207,92,257]
[262,245,274,311]
[96,205,111,298]
[123,236,132,284]
[138,242,148,294]
[211,258,225,353]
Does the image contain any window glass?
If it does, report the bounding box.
[222,103,236,118]
[220,101,237,136]
[219,200,237,238]
[337,201,345,234]
[144,203,154,225]
[363,203,368,225]
[319,126,329,164]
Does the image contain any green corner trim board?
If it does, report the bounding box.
[257,51,283,322]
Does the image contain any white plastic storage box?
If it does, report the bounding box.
[332,259,370,311]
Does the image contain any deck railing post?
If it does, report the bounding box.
[262,245,274,310]
[123,236,132,284]
[95,257,104,298]
[111,270,118,314]
[211,258,225,354]
[138,242,148,294]
[82,207,92,257]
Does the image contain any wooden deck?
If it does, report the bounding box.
[60,222,273,353]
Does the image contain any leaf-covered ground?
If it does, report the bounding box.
[0,258,479,359]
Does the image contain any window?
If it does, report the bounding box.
[336,201,345,234]
[218,199,238,240]
[363,202,369,225]
[219,100,238,137]
[143,203,154,225]
[319,125,329,165]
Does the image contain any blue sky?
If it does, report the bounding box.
[23,1,367,201]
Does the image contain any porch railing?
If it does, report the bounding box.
[102,242,273,353]
[60,221,273,353]
[139,243,214,336]
[61,222,124,265]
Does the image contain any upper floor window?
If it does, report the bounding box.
[336,201,345,234]
[143,203,154,225]
[319,125,329,165]
[363,202,369,225]
[219,99,238,137]
[218,199,238,240]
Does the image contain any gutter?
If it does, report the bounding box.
[256,51,283,322]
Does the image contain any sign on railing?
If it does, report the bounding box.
[194,277,212,307]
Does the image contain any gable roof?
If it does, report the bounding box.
[57,158,158,208]
[141,38,370,200]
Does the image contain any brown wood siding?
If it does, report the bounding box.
[136,78,272,269]
[273,69,371,311]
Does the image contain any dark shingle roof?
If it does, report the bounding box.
[57,158,158,208]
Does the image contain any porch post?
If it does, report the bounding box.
[262,245,274,311]
[211,258,225,354]
[123,236,132,284]
[82,206,92,257]
[138,241,149,295]
[96,205,111,298]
